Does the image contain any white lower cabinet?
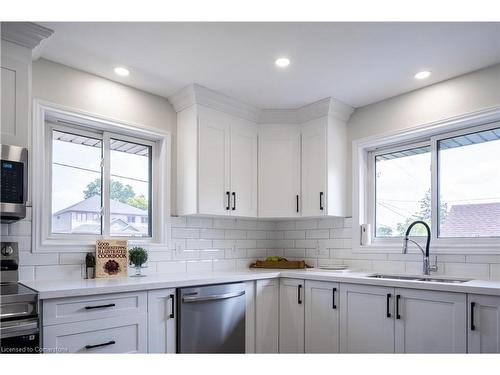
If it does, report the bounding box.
[279,278,305,353]
[340,283,395,353]
[43,315,147,353]
[340,283,466,353]
[305,280,340,353]
[468,294,500,353]
[255,279,279,353]
[147,289,176,353]
[394,288,466,353]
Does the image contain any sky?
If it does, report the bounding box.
[376,137,500,236]
[52,139,149,213]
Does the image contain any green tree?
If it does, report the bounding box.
[83,178,135,204]
[376,225,393,237]
[396,189,448,236]
[127,195,148,210]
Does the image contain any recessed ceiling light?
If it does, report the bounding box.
[114,66,130,77]
[415,70,431,80]
[275,57,290,68]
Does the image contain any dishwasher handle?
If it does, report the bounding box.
[182,290,245,303]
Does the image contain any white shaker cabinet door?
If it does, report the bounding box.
[340,283,395,353]
[305,280,340,353]
[279,278,305,353]
[255,279,279,353]
[229,117,258,217]
[258,124,301,218]
[301,119,327,217]
[394,288,466,353]
[468,294,500,353]
[198,106,231,216]
[147,289,176,353]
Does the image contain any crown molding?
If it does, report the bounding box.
[1,22,53,50]
[259,109,301,124]
[169,83,354,124]
[169,83,262,122]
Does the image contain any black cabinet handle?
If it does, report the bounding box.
[226,191,231,210]
[296,195,299,213]
[85,340,116,350]
[386,293,391,318]
[319,192,324,210]
[332,288,337,309]
[470,302,476,331]
[396,295,401,319]
[169,294,175,319]
[297,284,302,304]
[232,192,236,211]
[84,303,115,310]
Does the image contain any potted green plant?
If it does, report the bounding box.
[85,252,96,279]
[129,247,148,277]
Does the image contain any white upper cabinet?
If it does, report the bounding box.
[229,117,258,217]
[468,294,500,353]
[301,118,327,217]
[176,104,258,217]
[258,124,301,218]
[198,106,231,216]
[171,85,353,219]
[1,24,52,148]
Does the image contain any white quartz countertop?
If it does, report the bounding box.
[22,268,500,299]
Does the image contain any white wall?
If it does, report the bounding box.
[346,63,500,215]
[32,59,179,213]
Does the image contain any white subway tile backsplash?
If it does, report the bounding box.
[284,230,305,240]
[306,229,330,239]
[187,260,212,273]
[9,220,31,236]
[35,265,83,280]
[445,263,490,279]
[224,229,247,239]
[4,214,498,282]
[296,219,318,230]
[157,261,187,274]
[186,239,213,250]
[19,252,59,266]
[186,217,213,228]
[172,228,199,239]
[213,259,237,271]
[18,266,35,281]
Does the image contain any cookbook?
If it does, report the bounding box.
[95,239,128,278]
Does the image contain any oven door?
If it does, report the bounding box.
[0,318,40,354]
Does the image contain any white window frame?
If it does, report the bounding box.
[32,100,171,252]
[353,105,500,254]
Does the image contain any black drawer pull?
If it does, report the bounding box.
[396,295,401,319]
[296,195,299,213]
[386,293,391,318]
[319,192,324,210]
[85,340,116,350]
[232,192,236,211]
[169,294,175,319]
[332,288,337,309]
[84,303,115,310]
[470,302,476,331]
[297,284,302,304]
[226,191,230,210]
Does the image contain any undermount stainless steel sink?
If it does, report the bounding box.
[368,274,469,284]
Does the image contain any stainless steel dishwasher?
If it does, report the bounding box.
[177,282,246,353]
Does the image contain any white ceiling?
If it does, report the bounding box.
[38,22,500,109]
